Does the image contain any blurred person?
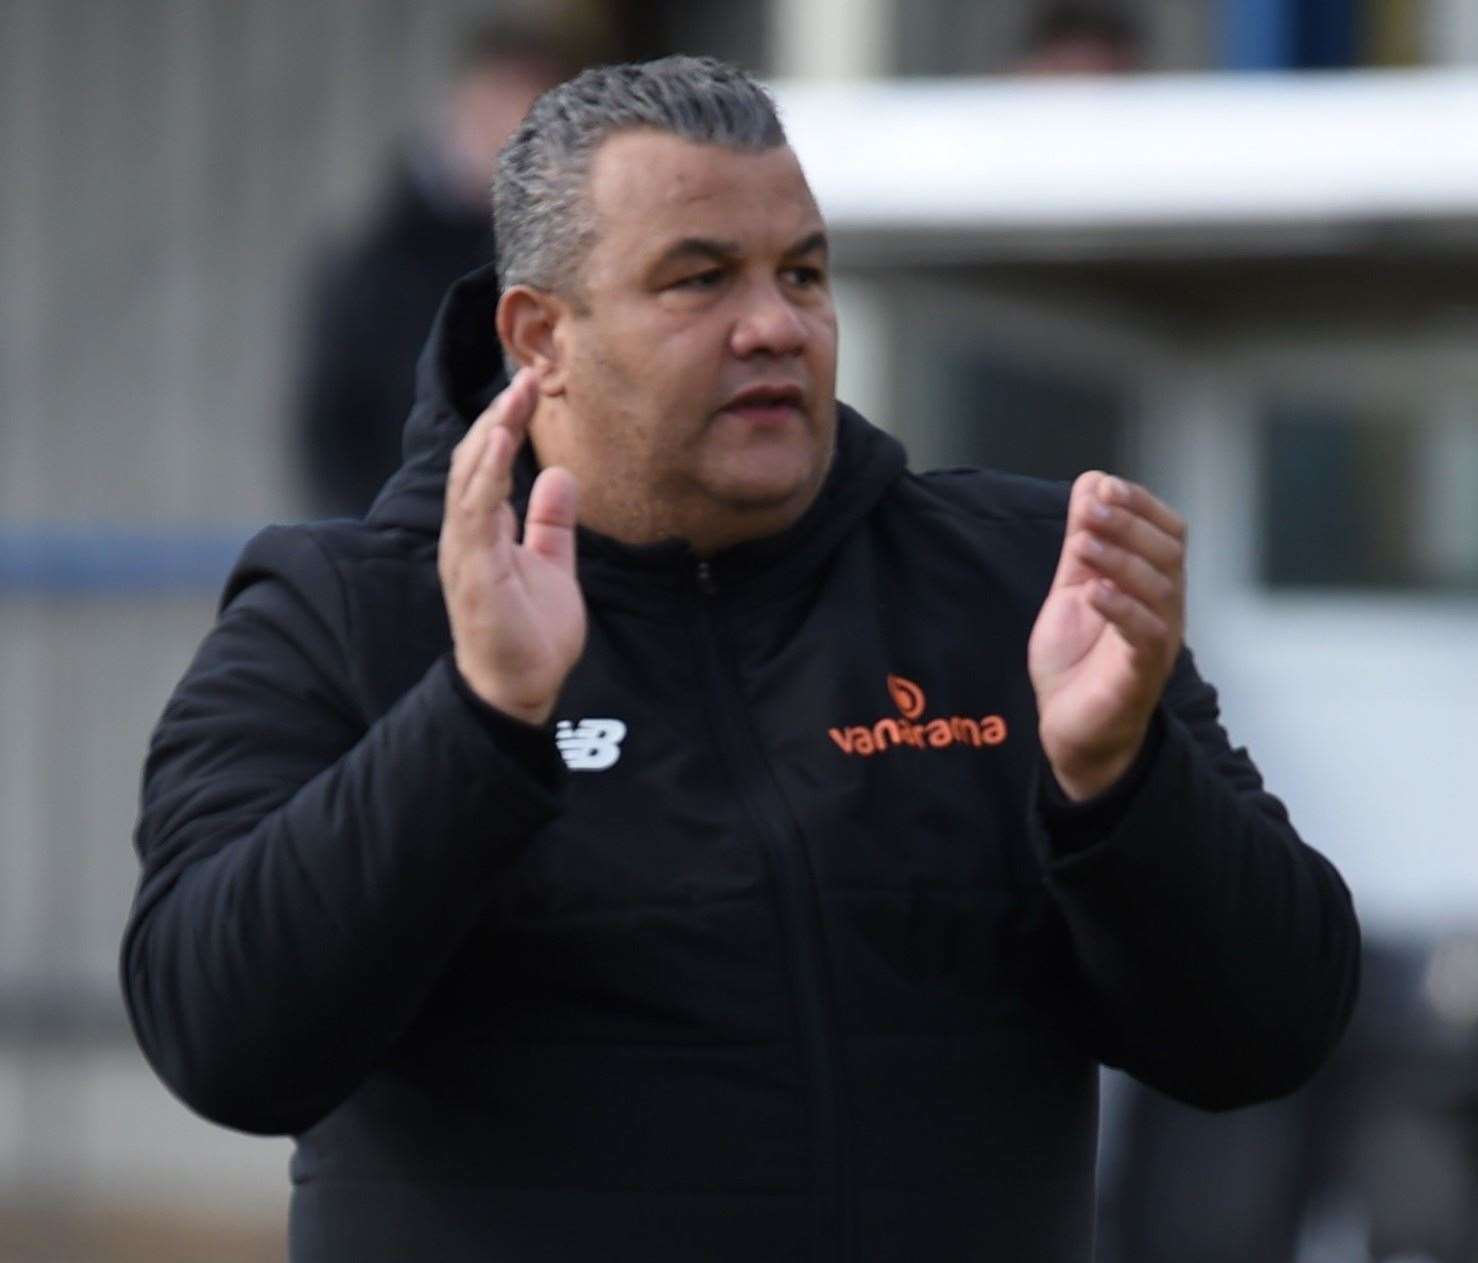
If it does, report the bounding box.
[1013,2,1143,75]
[123,56,1359,1262]
[1101,938,1478,1263]
[295,16,587,517]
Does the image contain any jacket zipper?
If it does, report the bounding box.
[690,559,853,1263]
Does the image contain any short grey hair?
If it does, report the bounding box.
[493,55,787,299]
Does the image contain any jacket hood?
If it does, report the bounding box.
[368,264,908,596]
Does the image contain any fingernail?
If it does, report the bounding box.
[1090,501,1112,523]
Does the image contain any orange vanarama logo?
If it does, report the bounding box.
[828,675,1008,758]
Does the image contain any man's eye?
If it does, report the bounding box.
[675,269,724,290]
[785,266,824,287]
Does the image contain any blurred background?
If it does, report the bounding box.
[2,0,1476,1258]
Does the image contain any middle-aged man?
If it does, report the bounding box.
[123,57,1359,1262]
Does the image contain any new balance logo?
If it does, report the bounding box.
[555,719,627,771]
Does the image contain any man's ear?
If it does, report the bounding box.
[496,286,569,395]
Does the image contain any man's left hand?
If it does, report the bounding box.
[1028,472,1187,802]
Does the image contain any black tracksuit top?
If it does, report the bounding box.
[123,265,1359,1261]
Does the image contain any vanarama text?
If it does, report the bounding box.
[827,675,1008,758]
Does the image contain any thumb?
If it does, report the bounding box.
[522,466,579,572]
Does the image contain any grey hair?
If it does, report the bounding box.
[493,55,787,299]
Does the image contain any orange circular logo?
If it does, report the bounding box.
[886,674,926,719]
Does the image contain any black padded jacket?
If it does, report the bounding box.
[122,264,1359,1262]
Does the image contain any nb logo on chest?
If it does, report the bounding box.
[556,719,628,771]
[828,675,1008,758]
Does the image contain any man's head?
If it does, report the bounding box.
[493,56,839,556]
[439,16,594,207]
[1016,3,1142,76]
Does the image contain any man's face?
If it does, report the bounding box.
[1019,37,1137,75]
[447,62,564,203]
[532,130,839,550]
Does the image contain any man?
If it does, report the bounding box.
[124,57,1358,1261]
[1013,3,1143,76]
[294,16,585,516]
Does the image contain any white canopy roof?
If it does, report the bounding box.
[773,70,1478,241]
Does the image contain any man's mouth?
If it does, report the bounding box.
[720,385,806,424]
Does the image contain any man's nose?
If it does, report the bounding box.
[730,282,807,358]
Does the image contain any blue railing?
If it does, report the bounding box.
[1224,0,1360,70]
[0,527,256,596]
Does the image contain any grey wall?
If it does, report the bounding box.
[0,0,469,525]
[0,0,507,1240]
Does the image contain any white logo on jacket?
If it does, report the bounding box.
[555,719,627,771]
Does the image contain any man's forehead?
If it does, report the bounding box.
[584,130,823,241]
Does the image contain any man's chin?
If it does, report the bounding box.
[693,421,834,519]
[704,448,819,501]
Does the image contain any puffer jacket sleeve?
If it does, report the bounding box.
[1032,648,1360,1111]
[120,526,564,1136]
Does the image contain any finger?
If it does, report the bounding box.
[1046,470,1102,591]
[450,368,538,492]
[522,466,580,572]
[1094,474,1186,543]
[1052,471,1117,588]
[447,423,489,512]
[490,366,540,443]
[476,369,541,509]
[1073,531,1181,615]
[1065,470,1112,532]
[1081,502,1185,575]
[450,381,513,490]
[441,441,514,589]
[1086,579,1173,656]
[459,422,518,517]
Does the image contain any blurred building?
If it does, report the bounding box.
[2,0,1477,1259]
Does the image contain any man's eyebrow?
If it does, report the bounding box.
[787,230,829,259]
[650,230,829,271]
[652,238,742,269]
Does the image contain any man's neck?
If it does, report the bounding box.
[572,478,824,558]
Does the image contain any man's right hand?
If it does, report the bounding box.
[438,368,586,726]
